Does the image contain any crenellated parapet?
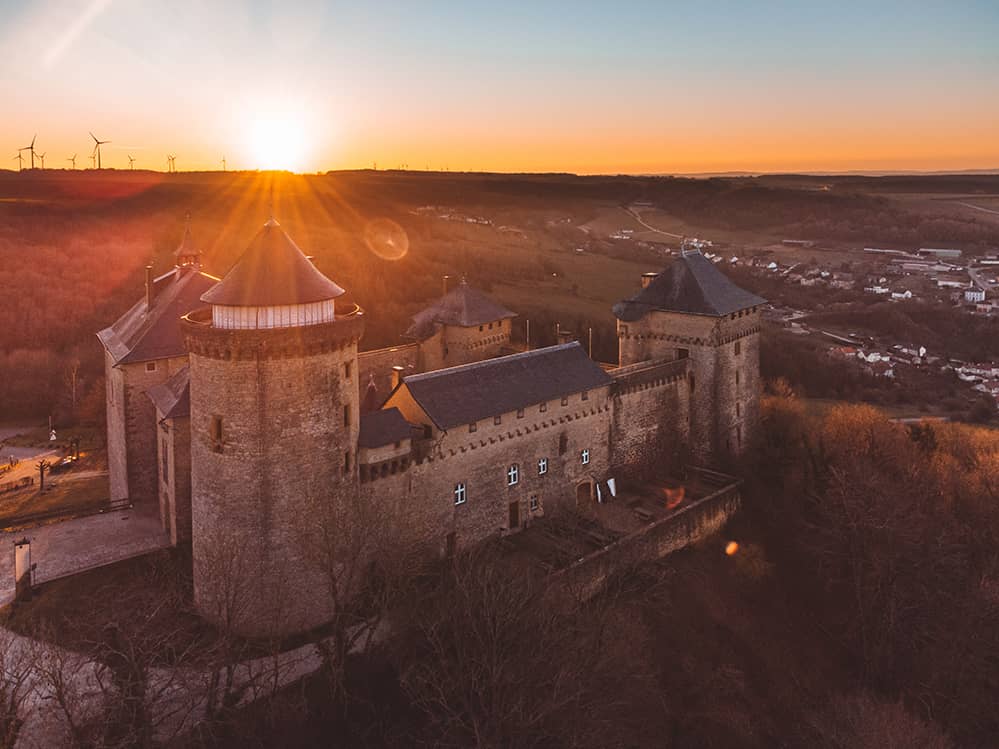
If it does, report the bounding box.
[181,306,365,361]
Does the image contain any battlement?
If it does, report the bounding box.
[611,357,689,395]
[181,304,365,360]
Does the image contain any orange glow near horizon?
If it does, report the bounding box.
[1,2,997,175]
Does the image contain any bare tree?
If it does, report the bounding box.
[35,459,50,492]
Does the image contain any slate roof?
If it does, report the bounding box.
[146,365,190,420]
[358,407,413,448]
[400,342,611,430]
[201,219,345,307]
[97,267,220,365]
[404,280,516,340]
[613,251,766,322]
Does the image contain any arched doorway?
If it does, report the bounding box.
[575,480,592,508]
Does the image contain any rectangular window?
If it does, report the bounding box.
[343,404,351,428]
[145,361,157,372]
[210,415,223,453]
[507,464,519,486]
[538,457,548,475]
[736,402,741,417]
[494,415,502,426]
[539,402,547,413]
[735,340,742,355]
[561,396,568,406]
[581,449,590,465]
[343,361,352,379]
[469,422,477,433]
[343,450,351,473]
[581,390,589,401]
[529,495,539,512]
[454,482,467,505]
[736,370,740,385]
[517,408,524,419]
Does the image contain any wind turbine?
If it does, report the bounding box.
[89,132,110,169]
[167,154,176,173]
[88,152,97,168]
[67,154,77,169]
[20,135,36,169]
[221,155,226,172]
[128,155,135,170]
[13,152,24,171]
[37,152,46,169]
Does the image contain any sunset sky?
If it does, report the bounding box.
[1,0,997,174]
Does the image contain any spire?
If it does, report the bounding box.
[175,211,201,268]
[265,185,279,227]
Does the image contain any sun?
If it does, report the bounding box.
[244,113,311,172]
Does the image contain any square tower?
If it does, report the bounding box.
[614,251,765,464]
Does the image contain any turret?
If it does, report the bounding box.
[183,217,363,637]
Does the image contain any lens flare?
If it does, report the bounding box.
[363,218,409,260]
[725,541,740,556]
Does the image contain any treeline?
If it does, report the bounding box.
[749,393,999,746]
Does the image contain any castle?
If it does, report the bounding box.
[98,217,764,637]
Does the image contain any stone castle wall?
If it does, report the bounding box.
[156,413,192,546]
[105,353,188,504]
[546,477,741,607]
[417,318,512,373]
[366,384,614,555]
[184,314,363,637]
[358,343,420,403]
[617,306,761,461]
[609,357,691,478]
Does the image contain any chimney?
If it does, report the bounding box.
[391,365,405,390]
[557,329,575,345]
[145,265,155,309]
[641,272,658,289]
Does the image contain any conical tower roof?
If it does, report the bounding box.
[201,218,345,306]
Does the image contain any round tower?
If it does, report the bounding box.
[182,217,363,637]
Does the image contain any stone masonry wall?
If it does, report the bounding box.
[104,350,128,502]
[617,305,761,463]
[361,385,614,556]
[156,413,192,546]
[358,343,420,404]
[609,358,691,479]
[185,316,363,638]
[119,355,188,505]
[546,479,741,607]
[417,318,512,373]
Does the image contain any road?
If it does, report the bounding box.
[952,200,999,217]
[623,206,685,239]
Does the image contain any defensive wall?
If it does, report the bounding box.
[545,467,741,608]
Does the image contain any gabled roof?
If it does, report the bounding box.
[97,267,219,365]
[613,251,766,322]
[146,365,190,420]
[398,342,611,430]
[358,407,413,448]
[201,219,345,307]
[404,279,516,340]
